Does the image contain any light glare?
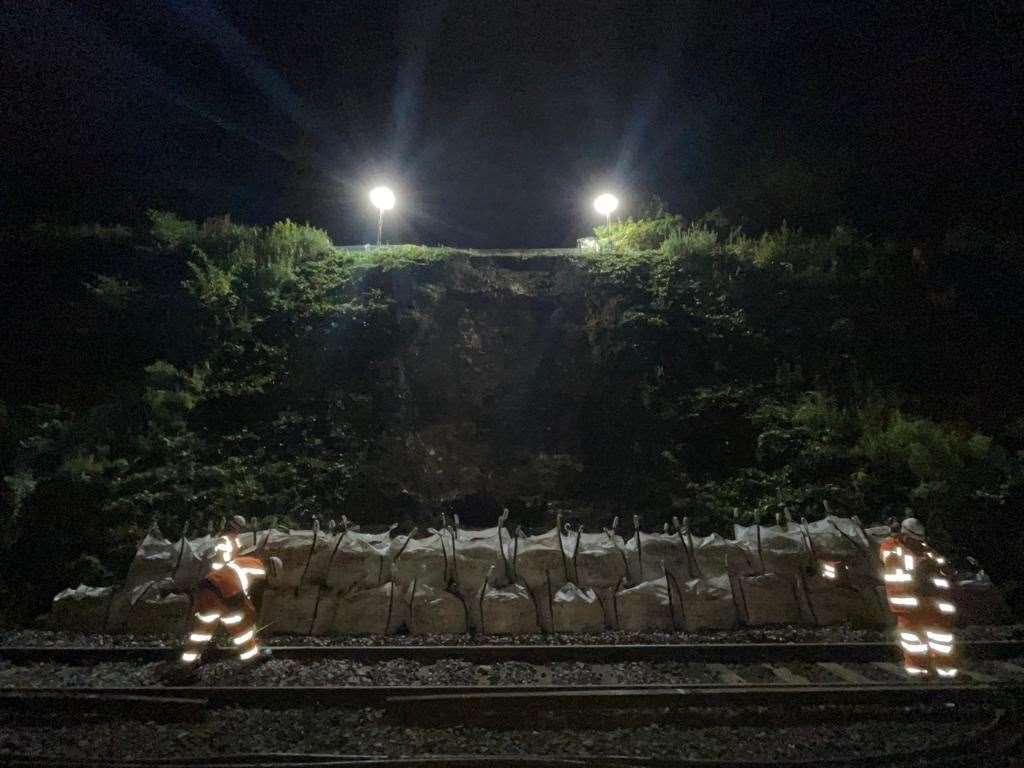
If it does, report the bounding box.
[594,193,619,217]
[370,186,396,210]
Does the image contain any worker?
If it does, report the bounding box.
[879,517,958,679]
[171,516,281,679]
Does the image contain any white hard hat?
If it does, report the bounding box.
[901,517,926,538]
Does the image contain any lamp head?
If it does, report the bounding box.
[594,193,619,217]
[369,186,396,211]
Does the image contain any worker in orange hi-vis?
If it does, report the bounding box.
[879,517,958,679]
[172,516,282,679]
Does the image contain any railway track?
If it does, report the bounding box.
[2,639,1023,665]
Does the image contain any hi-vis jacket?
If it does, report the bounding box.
[879,534,956,618]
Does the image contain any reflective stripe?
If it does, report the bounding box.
[227,560,250,594]
[244,568,265,577]
[896,547,903,556]
[901,641,928,654]
[884,571,912,583]
[195,612,220,623]
[929,641,953,655]
[882,550,895,562]
[936,557,946,565]
[239,646,259,661]
[904,554,915,571]
[181,652,198,663]
[889,596,918,607]
[899,631,921,643]
[232,629,255,646]
[211,562,224,570]
[936,668,958,678]
[222,613,244,625]
[932,577,949,589]
[189,633,213,642]
[905,665,928,676]
[938,601,956,614]
[926,630,953,642]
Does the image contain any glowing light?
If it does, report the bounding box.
[189,632,212,642]
[938,601,956,614]
[593,193,619,226]
[905,665,928,676]
[932,577,950,589]
[222,613,244,625]
[885,571,912,583]
[936,668,958,678]
[181,652,198,663]
[370,186,396,210]
[233,629,255,645]
[889,596,919,607]
[239,646,259,661]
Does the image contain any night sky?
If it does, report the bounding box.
[2,1,1021,247]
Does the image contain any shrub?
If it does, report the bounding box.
[595,212,684,251]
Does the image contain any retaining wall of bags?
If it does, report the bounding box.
[48,514,1005,635]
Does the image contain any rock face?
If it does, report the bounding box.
[347,254,635,521]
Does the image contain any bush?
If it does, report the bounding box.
[595,212,684,251]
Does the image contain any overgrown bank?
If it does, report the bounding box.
[2,212,1023,621]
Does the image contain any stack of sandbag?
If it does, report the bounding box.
[124,525,177,589]
[675,575,738,631]
[406,581,468,635]
[331,582,407,634]
[689,532,757,578]
[733,522,813,575]
[321,528,393,593]
[261,529,322,589]
[550,582,605,633]
[613,577,676,631]
[623,525,692,584]
[50,585,117,632]
[803,516,874,575]
[259,527,332,635]
[451,519,512,606]
[124,591,191,635]
[798,572,882,626]
[510,525,573,630]
[570,529,628,625]
[259,585,321,635]
[478,581,540,635]
[390,529,451,589]
[733,572,807,626]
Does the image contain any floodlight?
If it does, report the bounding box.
[369,186,395,245]
[594,193,619,226]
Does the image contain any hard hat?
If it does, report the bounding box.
[901,517,926,538]
[266,556,284,585]
[226,515,247,533]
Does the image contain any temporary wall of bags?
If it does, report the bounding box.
[49,514,1008,635]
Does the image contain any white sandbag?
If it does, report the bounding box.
[614,577,675,632]
[511,526,571,592]
[50,585,117,632]
[124,525,177,589]
[406,582,468,635]
[331,582,407,635]
[391,530,451,589]
[690,532,756,578]
[478,582,540,635]
[799,574,881,627]
[733,523,812,575]
[125,592,191,635]
[550,582,605,633]
[624,529,692,583]
[321,529,392,593]
[572,531,627,589]
[862,524,892,549]
[259,586,321,635]
[735,573,806,626]
[452,525,512,598]
[804,516,874,574]
[676,575,738,631]
[259,529,321,589]
[167,537,208,591]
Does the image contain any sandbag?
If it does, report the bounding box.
[124,525,176,589]
[452,524,512,599]
[321,530,392,593]
[50,585,117,633]
[624,529,692,584]
[550,582,605,633]
[676,575,738,631]
[735,573,806,626]
[259,586,321,635]
[572,531,627,589]
[479,582,540,635]
[167,537,208,591]
[510,527,574,631]
[733,523,812,575]
[954,578,1012,626]
[690,532,756,578]
[803,516,874,575]
[614,577,675,632]
[391,530,451,589]
[124,592,191,635]
[799,574,882,626]
[406,582,468,635]
[331,582,407,635]
[259,529,321,589]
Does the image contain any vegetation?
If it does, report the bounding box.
[2,210,1023,621]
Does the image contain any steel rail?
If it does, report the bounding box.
[1,639,1021,665]
[0,689,207,722]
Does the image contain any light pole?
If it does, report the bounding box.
[369,186,395,246]
[594,193,619,228]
